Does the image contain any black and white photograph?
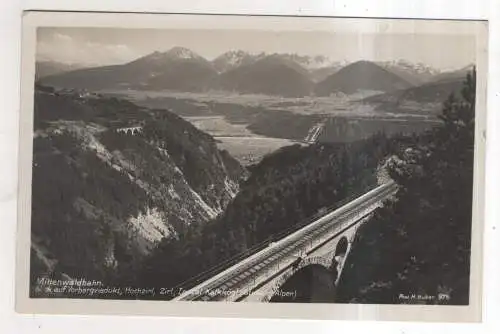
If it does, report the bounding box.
[15,12,487,322]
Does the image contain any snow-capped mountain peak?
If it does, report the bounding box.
[278,53,347,70]
[166,46,202,60]
[130,47,206,66]
[220,50,251,66]
[379,59,441,76]
[212,50,347,73]
[212,50,265,72]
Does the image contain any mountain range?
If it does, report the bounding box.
[38,46,469,98]
[212,50,345,73]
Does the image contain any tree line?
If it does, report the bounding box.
[336,69,477,305]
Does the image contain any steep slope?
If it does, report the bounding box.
[30,86,246,296]
[309,66,342,83]
[267,54,311,77]
[39,47,219,92]
[315,60,413,96]
[139,134,400,295]
[218,54,314,97]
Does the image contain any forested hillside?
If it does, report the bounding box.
[336,69,476,305]
[30,87,245,296]
[138,132,410,296]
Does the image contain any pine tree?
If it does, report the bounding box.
[337,69,477,305]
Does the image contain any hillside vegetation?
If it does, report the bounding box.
[30,87,245,296]
[336,69,476,305]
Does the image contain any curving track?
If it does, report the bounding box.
[172,181,398,302]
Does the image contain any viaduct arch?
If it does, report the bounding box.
[116,126,143,136]
[265,233,355,303]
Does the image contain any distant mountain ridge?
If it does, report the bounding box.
[315,60,414,96]
[212,50,344,73]
[40,47,219,92]
[218,54,314,97]
[40,47,466,98]
[361,73,469,114]
[211,50,347,83]
[35,61,90,80]
[426,64,475,83]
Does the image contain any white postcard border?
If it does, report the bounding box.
[15,11,489,323]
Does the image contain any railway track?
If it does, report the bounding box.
[173,181,398,302]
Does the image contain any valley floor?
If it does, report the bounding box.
[100,90,439,165]
[215,136,301,166]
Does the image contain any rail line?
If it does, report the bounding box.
[173,181,397,301]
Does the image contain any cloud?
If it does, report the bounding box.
[37,32,140,66]
[53,33,72,43]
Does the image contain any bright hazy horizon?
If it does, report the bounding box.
[36,27,477,71]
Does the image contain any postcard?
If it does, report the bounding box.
[16,11,488,322]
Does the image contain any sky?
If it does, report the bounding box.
[36,26,477,70]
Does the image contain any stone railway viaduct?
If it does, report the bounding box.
[172,181,398,303]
